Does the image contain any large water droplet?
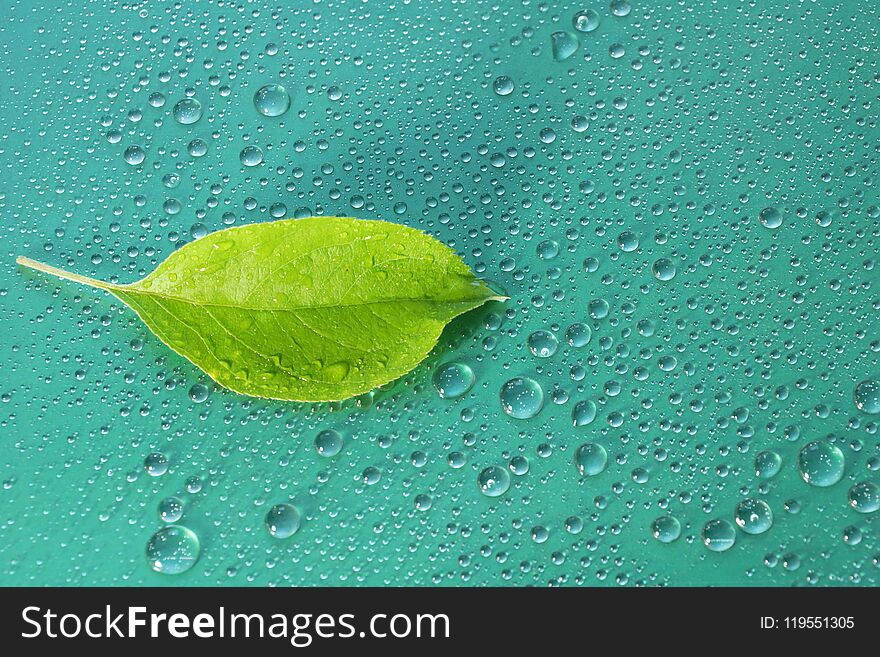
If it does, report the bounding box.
[551,31,580,61]
[754,450,782,479]
[240,145,264,166]
[853,379,880,414]
[432,362,475,399]
[493,75,514,96]
[478,465,511,497]
[144,452,168,477]
[651,515,681,543]
[565,322,592,347]
[759,206,782,229]
[499,377,544,419]
[158,496,184,523]
[701,519,736,552]
[572,399,597,426]
[734,498,774,535]
[527,330,558,358]
[652,257,677,281]
[848,481,879,513]
[188,383,210,403]
[266,503,301,538]
[797,440,845,487]
[123,145,145,165]
[314,429,343,457]
[572,9,600,33]
[172,98,202,125]
[253,83,291,117]
[146,525,201,574]
[574,442,607,476]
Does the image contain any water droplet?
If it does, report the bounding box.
[842,525,863,546]
[527,330,558,358]
[853,379,880,414]
[188,383,210,403]
[414,494,433,511]
[432,362,475,399]
[565,322,592,347]
[588,298,610,319]
[253,83,291,116]
[848,482,879,513]
[158,496,184,523]
[701,518,737,552]
[759,206,782,229]
[734,498,774,535]
[240,145,264,166]
[362,466,381,485]
[755,450,782,479]
[572,9,600,33]
[536,239,559,260]
[797,440,845,487]
[314,429,343,457]
[539,127,557,144]
[493,75,514,96]
[651,516,682,543]
[144,452,168,477]
[499,377,544,419]
[610,0,632,17]
[551,31,580,61]
[123,145,145,165]
[172,98,202,125]
[509,455,530,476]
[187,139,208,157]
[146,525,200,574]
[574,442,607,476]
[478,465,511,497]
[572,399,597,427]
[265,503,301,538]
[617,231,639,252]
[652,258,677,281]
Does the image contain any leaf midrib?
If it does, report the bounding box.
[116,285,505,312]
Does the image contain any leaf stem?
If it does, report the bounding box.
[15,256,113,291]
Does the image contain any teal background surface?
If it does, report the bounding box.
[0,0,877,585]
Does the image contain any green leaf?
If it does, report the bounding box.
[17,216,506,402]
